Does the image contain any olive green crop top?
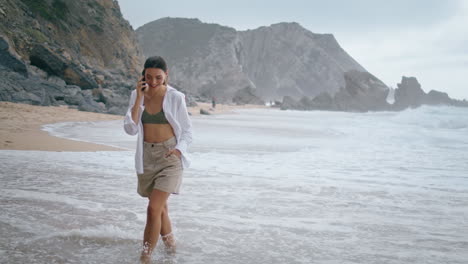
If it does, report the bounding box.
[141,108,170,124]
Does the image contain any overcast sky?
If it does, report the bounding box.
[118,0,468,100]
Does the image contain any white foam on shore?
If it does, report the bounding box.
[42,120,134,150]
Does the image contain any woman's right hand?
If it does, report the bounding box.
[136,75,147,98]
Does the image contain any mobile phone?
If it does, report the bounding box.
[141,70,146,91]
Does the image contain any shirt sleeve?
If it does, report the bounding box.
[174,93,193,154]
[123,90,139,136]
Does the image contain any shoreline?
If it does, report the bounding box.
[187,102,269,116]
[0,101,268,152]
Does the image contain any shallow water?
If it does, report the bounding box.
[1,106,468,263]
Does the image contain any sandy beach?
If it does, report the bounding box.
[0,101,267,152]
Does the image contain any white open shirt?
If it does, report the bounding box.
[123,85,193,174]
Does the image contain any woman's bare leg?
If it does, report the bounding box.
[160,203,176,251]
[160,203,172,236]
[141,189,171,262]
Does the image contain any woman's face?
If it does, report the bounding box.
[144,68,167,89]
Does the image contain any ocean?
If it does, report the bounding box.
[1,106,467,263]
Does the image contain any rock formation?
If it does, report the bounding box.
[136,18,366,103]
[279,74,467,112]
[0,0,144,114]
[392,77,468,110]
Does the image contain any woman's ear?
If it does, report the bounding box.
[164,71,169,85]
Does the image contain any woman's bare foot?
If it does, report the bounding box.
[140,254,151,264]
[161,232,176,253]
[140,242,152,263]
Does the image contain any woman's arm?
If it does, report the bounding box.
[131,93,143,124]
[174,94,193,154]
[124,76,146,136]
[123,91,141,136]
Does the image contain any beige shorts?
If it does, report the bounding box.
[137,137,183,197]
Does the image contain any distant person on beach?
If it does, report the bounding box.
[212,96,216,108]
[123,56,193,262]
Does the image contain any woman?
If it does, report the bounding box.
[123,56,192,262]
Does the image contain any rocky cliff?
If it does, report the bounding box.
[136,18,252,102]
[136,18,366,103]
[238,22,366,99]
[0,0,144,114]
[280,70,391,112]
